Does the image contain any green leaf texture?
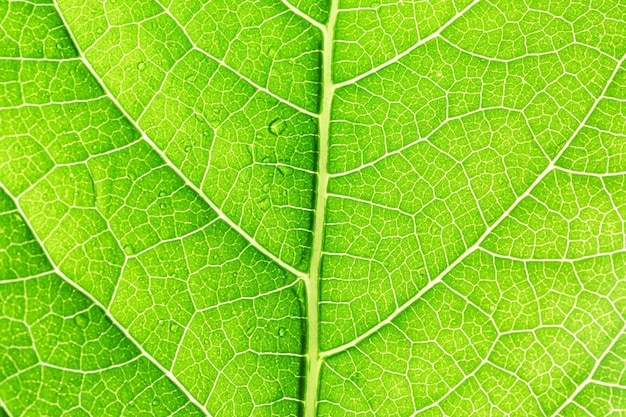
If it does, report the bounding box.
[1,0,626,416]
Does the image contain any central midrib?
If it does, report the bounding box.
[305,1,339,416]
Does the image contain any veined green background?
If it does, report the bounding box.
[1,0,626,416]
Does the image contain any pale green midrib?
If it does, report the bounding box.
[0,182,213,417]
[52,3,307,283]
[304,1,338,416]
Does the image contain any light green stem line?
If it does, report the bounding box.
[305,2,338,416]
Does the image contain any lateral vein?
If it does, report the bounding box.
[0,182,213,417]
[52,0,307,281]
[333,0,481,89]
[321,53,626,360]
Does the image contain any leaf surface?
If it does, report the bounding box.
[1,0,626,416]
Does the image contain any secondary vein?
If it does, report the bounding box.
[52,0,307,282]
[320,52,626,360]
[0,182,213,417]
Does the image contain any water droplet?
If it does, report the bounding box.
[158,190,167,197]
[96,27,104,35]
[137,61,146,71]
[261,156,272,164]
[262,183,270,193]
[258,197,271,211]
[160,202,167,210]
[266,46,277,57]
[152,398,160,406]
[244,146,254,158]
[74,314,88,329]
[123,244,134,255]
[268,118,282,136]
[170,322,180,332]
[203,130,211,137]
[353,372,366,385]
[245,324,255,335]
[278,327,286,337]
[277,166,289,177]
[184,145,192,153]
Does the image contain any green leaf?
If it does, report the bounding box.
[1,0,626,416]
